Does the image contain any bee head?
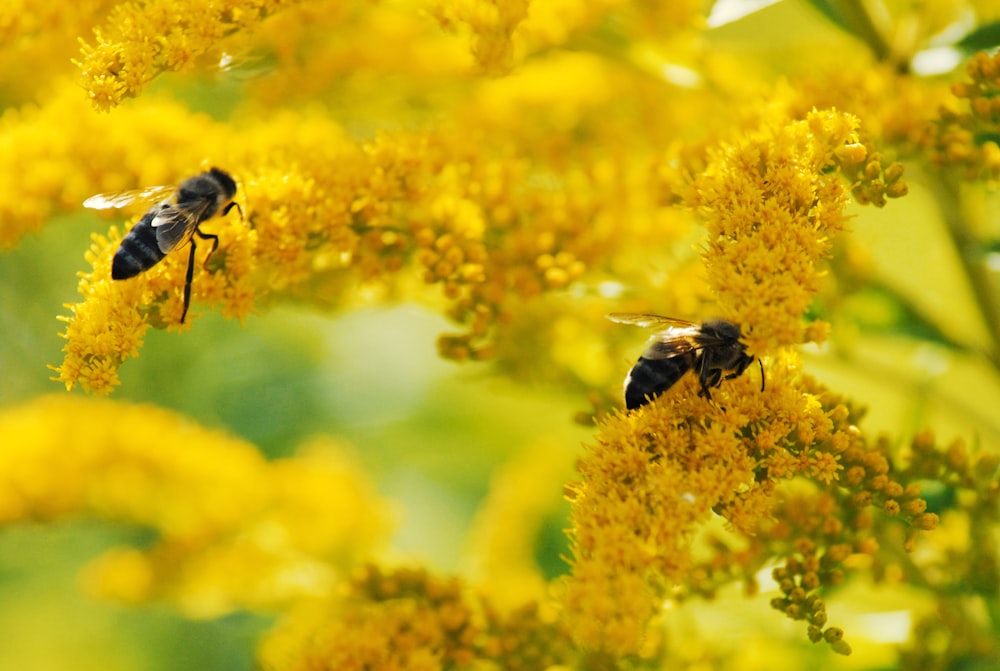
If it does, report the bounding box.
[700,319,744,345]
[208,167,238,200]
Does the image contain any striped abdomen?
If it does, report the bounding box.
[111,209,167,280]
[624,354,696,410]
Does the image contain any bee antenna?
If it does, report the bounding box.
[235,174,251,228]
[757,358,765,392]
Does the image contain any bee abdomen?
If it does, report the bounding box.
[624,356,692,410]
[112,217,164,280]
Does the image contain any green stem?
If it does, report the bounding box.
[825,0,897,67]
[924,173,1000,373]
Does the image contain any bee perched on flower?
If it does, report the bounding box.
[607,313,763,409]
[84,167,242,323]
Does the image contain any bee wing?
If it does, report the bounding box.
[607,313,700,329]
[643,327,744,360]
[150,205,200,253]
[83,185,175,210]
[638,329,704,360]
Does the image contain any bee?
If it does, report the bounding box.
[608,313,764,410]
[84,167,242,323]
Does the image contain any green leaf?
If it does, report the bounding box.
[802,0,851,34]
[956,21,1000,53]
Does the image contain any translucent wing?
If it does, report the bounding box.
[606,313,700,330]
[83,185,176,210]
[640,331,706,360]
[150,204,201,254]
[608,313,731,361]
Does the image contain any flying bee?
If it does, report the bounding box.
[607,313,764,410]
[84,167,242,324]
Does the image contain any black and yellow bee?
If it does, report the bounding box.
[608,313,764,409]
[84,167,242,323]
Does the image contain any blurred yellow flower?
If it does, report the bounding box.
[258,564,576,670]
[0,395,393,616]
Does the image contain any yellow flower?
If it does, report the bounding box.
[931,50,1000,181]
[45,67,667,390]
[688,109,893,354]
[259,564,575,670]
[560,353,940,655]
[0,1,114,104]
[0,81,224,251]
[75,0,301,111]
[430,0,704,75]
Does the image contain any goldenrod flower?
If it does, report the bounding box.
[0,1,113,104]
[75,0,300,111]
[0,82,227,250]
[931,50,1000,181]
[48,72,662,391]
[430,0,704,75]
[258,564,576,670]
[563,358,942,656]
[430,0,529,75]
[563,358,829,653]
[689,109,898,353]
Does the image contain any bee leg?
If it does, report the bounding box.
[723,355,752,381]
[180,227,224,324]
[179,228,221,324]
[194,227,221,271]
[698,362,723,399]
[181,238,198,324]
[222,201,244,220]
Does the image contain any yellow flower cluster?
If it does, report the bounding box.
[564,357,821,653]
[562,357,941,656]
[430,0,529,75]
[259,564,575,671]
[932,50,1000,181]
[39,95,363,392]
[219,1,474,113]
[0,1,112,103]
[75,0,300,111]
[773,59,951,151]
[428,0,704,76]
[52,227,150,394]
[688,109,904,354]
[0,84,225,250]
[50,55,675,391]
[0,395,392,616]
